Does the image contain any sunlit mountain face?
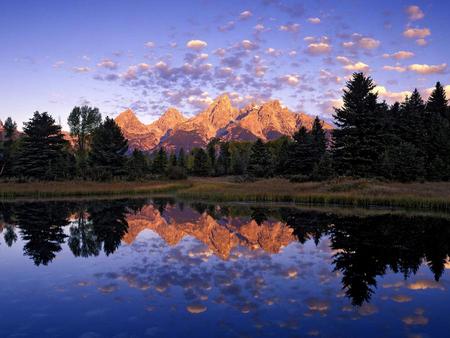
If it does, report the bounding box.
[114,94,333,152]
[2,1,449,131]
[1,199,450,337]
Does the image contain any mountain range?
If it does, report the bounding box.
[115,94,333,152]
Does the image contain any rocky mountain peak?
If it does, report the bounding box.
[115,109,150,135]
[150,107,187,137]
[200,94,239,129]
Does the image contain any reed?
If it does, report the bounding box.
[0,180,192,199]
[176,178,450,211]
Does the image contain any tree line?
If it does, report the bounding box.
[1,72,449,182]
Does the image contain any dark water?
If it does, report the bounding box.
[1,199,450,338]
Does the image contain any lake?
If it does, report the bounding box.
[0,198,449,337]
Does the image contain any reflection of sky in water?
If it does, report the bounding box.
[0,202,450,337]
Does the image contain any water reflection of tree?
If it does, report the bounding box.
[68,206,101,257]
[2,199,146,263]
[15,202,69,266]
[280,209,450,306]
[69,199,146,257]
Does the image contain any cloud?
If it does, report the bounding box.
[308,17,321,24]
[358,37,380,49]
[374,85,411,103]
[97,59,118,70]
[383,65,407,72]
[266,47,282,57]
[240,39,258,50]
[343,35,380,50]
[343,61,370,72]
[73,66,90,73]
[336,56,352,65]
[253,24,265,32]
[145,41,155,48]
[213,48,226,57]
[319,70,341,85]
[408,63,447,75]
[406,5,424,21]
[416,38,428,46]
[187,92,213,109]
[239,10,252,20]
[403,27,431,39]
[306,42,331,55]
[318,98,343,115]
[219,21,235,32]
[53,60,65,68]
[279,74,300,86]
[186,40,208,50]
[279,23,300,33]
[383,51,415,60]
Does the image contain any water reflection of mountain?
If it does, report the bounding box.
[124,203,296,259]
[1,199,450,306]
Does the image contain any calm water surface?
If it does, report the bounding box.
[0,198,450,338]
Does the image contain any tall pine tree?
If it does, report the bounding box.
[192,148,210,176]
[152,148,168,175]
[14,112,71,180]
[88,117,128,180]
[248,139,272,177]
[332,73,385,177]
[0,117,18,177]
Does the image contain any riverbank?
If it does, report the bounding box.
[1,177,450,211]
[0,180,192,199]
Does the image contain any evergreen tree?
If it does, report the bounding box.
[192,148,210,176]
[332,73,385,177]
[14,112,71,180]
[178,148,186,169]
[216,141,231,175]
[274,137,290,175]
[380,142,424,182]
[0,117,18,176]
[206,138,219,175]
[398,89,427,151]
[127,149,149,180]
[425,82,450,180]
[311,152,334,181]
[231,150,245,175]
[88,117,128,180]
[152,148,168,175]
[169,151,177,168]
[287,126,315,175]
[310,116,327,162]
[426,82,449,119]
[248,139,272,177]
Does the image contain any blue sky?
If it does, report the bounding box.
[1,0,449,129]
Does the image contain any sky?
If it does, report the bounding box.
[0,0,449,130]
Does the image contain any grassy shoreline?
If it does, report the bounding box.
[0,180,192,199]
[1,178,450,211]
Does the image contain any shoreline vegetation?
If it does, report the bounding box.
[1,177,450,211]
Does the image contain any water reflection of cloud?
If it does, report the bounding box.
[391,294,413,303]
[407,279,445,291]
